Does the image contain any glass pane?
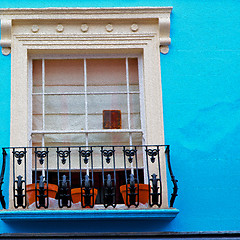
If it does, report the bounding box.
[87,58,126,92]
[32,95,43,130]
[45,59,84,90]
[45,95,85,115]
[87,94,128,130]
[32,60,42,93]
[128,58,139,91]
[88,133,130,146]
[45,114,85,131]
[130,93,141,129]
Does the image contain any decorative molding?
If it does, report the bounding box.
[31,25,39,33]
[0,7,172,55]
[0,209,179,221]
[105,24,113,32]
[0,19,12,55]
[56,24,64,33]
[80,24,89,33]
[159,17,171,54]
[131,24,139,32]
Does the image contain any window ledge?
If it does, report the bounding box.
[0,208,179,221]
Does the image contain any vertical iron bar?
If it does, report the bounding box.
[90,146,94,208]
[135,146,139,207]
[123,146,129,207]
[46,147,49,208]
[165,146,178,207]
[157,145,162,207]
[68,147,71,208]
[0,149,6,209]
[57,147,60,207]
[35,147,37,207]
[12,148,16,208]
[24,148,27,208]
[101,146,105,206]
[145,146,151,207]
[79,147,83,205]
[113,146,116,207]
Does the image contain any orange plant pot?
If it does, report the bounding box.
[120,183,149,205]
[71,188,98,206]
[26,183,58,205]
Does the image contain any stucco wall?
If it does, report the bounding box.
[0,0,240,233]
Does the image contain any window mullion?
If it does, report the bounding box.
[84,58,89,176]
[41,58,46,177]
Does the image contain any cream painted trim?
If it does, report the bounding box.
[1,7,172,209]
[0,7,172,55]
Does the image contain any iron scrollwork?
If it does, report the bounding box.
[36,175,47,208]
[123,149,136,163]
[149,173,161,207]
[14,175,25,208]
[35,150,48,165]
[80,150,92,164]
[146,149,159,163]
[13,150,26,165]
[101,149,114,164]
[0,149,6,209]
[58,174,71,208]
[165,146,178,207]
[57,150,70,165]
[104,174,115,207]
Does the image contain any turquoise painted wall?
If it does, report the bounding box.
[0,0,240,234]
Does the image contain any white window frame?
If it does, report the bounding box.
[29,54,146,177]
[0,7,172,209]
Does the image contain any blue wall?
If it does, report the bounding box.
[0,0,240,234]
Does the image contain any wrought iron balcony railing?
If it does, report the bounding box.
[0,145,178,209]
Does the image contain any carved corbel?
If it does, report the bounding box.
[0,19,12,56]
[159,16,171,54]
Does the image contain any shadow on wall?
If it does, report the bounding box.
[179,98,240,153]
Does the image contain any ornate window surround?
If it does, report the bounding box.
[0,7,173,210]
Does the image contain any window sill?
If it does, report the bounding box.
[0,208,179,221]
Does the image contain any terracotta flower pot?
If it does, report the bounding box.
[26,183,58,205]
[71,188,98,206]
[120,183,149,205]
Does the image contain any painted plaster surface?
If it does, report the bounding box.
[0,0,240,234]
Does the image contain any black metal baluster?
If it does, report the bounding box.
[79,147,83,206]
[123,146,129,207]
[57,147,60,207]
[145,146,151,207]
[123,147,138,207]
[46,147,49,208]
[156,145,162,207]
[79,148,94,208]
[57,148,71,208]
[0,149,7,209]
[165,146,178,207]
[68,147,72,208]
[146,147,161,207]
[101,147,116,208]
[35,148,49,208]
[13,149,26,208]
[34,147,38,208]
[90,146,94,208]
[134,146,139,207]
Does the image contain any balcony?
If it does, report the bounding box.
[0,145,178,221]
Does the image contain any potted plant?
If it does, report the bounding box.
[71,188,98,206]
[26,183,58,205]
[120,183,149,205]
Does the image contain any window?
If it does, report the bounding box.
[0,7,173,210]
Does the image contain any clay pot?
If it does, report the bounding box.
[26,183,58,205]
[120,183,149,205]
[71,188,98,206]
